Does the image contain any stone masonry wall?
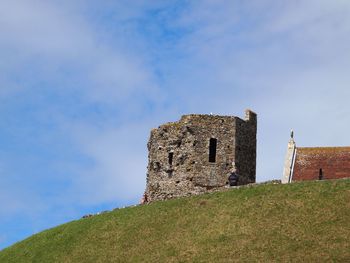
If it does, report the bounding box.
[235,110,257,185]
[144,110,257,202]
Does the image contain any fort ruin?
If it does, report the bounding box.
[144,109,257,202]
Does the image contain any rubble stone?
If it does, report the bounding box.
[144,109,257,202]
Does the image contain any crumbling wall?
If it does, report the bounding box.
[235,110,257,185]
[144,110,257,202]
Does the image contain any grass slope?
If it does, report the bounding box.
[1,179,349,262]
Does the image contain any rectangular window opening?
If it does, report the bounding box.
[209,138,217,163]
[319,168,323,180]
[168,152,174,166]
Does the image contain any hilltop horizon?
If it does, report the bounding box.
[1,0,350,249]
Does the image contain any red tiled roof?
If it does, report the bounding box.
[292,147,350,181]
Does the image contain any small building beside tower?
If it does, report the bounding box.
[282,131,350,183]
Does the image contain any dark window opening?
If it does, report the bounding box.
[168,152,174,166]
[319,168,323,180]
[209,138,217,163]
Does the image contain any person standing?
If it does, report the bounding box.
[228,168,239,186]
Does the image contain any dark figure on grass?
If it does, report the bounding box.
[228,168,239,186]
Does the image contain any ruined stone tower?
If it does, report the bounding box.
[144,109,257,202]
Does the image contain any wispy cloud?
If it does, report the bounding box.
[0,0,159,104]
[149,0,350,180]
[66,121,150,205]
[0,1,161,248]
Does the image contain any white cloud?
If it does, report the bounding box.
[0,0,159,103]
[1,0,350,216]
[64,121,149,205]
[153,1,350,181]
[0,0,160,220]
[0,0,93,57]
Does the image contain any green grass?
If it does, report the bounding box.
[1,179,349,262]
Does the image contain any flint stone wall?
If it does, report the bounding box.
[144,110,257,202]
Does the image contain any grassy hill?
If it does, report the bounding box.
[1,179,349,262]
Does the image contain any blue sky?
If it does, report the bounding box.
[1,0,350,249]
